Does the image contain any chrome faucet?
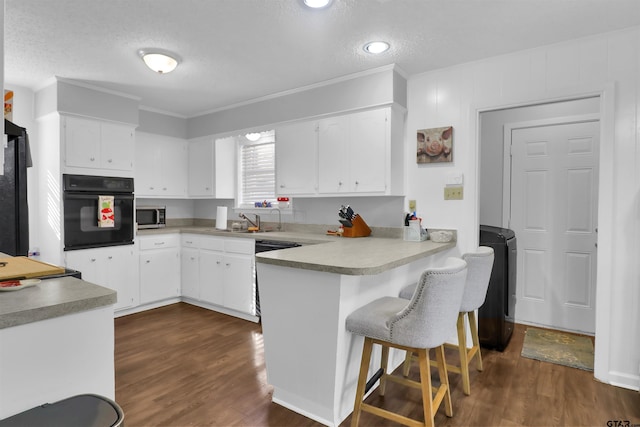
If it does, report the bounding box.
[239,213,260,230]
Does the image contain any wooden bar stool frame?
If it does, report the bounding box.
[402,247,495,396]
[352,338,452,427]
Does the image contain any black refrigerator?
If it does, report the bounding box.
[478,225,517,351]
[0,119,31,256]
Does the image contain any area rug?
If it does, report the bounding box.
[521,327,594,371]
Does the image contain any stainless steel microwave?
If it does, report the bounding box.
[136,206,166,229]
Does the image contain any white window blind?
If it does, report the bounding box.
[239,137,275,206]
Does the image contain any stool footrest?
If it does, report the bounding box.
[365,368,384,394]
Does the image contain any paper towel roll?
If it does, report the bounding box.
[216,206,228,230]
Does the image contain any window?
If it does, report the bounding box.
[238,130,275,208]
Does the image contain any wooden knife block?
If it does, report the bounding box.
[342,215,371,238]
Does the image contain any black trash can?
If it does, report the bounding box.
[0,394,124,427]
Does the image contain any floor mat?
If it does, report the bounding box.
[521,327,594,371]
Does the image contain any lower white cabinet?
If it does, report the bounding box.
[180,234,255,316]
[139,234,181,304]
[65,245,138,311]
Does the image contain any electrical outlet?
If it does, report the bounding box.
[444,186,463,200]
[408,199,416,212]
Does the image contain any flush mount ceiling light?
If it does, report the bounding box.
[363,41,390,54]
[137,49,180,74]
[303,0,332,8]
[245,133,262,142]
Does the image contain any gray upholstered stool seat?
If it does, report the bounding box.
[400,247,495,396]
[346,257,468,427]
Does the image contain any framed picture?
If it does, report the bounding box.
[417,126,453,164]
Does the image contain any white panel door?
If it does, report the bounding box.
[510,120,599,333]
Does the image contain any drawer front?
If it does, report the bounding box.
[181,234,200,248]
[139,234,179,250]
[225,238,254,255]
[199,236,225,252]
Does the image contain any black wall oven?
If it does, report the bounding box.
[63,174,135,251]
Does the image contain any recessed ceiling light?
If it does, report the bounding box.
[363,41,390,54]
[137,49,180,74]
[303,0,332,8]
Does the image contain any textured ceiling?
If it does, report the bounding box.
[6,0,640,118]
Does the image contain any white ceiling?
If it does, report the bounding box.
[6,0,640,118]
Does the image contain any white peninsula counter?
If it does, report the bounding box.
[0,275,117,419]
[256,236,456,427]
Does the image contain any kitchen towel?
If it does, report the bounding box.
[216,206,228,230]
[98,195,115,228]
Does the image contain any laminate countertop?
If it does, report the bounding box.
[0,276,116,329]
[139,226,457,276]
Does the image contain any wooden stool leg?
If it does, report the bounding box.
[417,348,435,427]
[351,337,374,427]
[468,310,483,371]
[379,344,389,396]
[435,344,453,417]
[402,350,413,377]
[456,312,471,395]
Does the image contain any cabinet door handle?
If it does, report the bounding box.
[90,258,96,262]
[154,242,165,246]
[280,184,285,188]
[108,256,113,260]
[338,181,343,186]
[355,181,359,185]
[146,260,151,264]
[89,157,95,162]
[225,263,231,267]
[107,158,113,163]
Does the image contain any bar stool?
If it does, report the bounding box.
[400,247,495,395]
[346,257,467,427]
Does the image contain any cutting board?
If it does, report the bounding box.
[0,257,65,281]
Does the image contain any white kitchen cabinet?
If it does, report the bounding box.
[316,107,404,196]
[275,120,318,195]
[199,249,225,306]
[64,115,134,172]
[139,234,181,304]
[135,132,188,197]
[318,115,349,194]
[180,235,255,317]
[188,138,215,197]
[181,235,200,300]
[222,251,254,313]
[65,245,139,312]
[187,137,236,198]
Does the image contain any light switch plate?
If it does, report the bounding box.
[444,186,463,200]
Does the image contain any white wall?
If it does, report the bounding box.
[405,27,640,390]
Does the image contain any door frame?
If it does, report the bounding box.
[472,82,616,386]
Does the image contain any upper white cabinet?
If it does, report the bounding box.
[275,106,404,197]
[318,108,396,195]
[275,121,318,195]
[187,137,235,198]
[136,131,188,197]
[64,115,134,172]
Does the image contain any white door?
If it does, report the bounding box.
[510,119,599,334]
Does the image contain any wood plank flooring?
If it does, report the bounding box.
[115,303,639,426]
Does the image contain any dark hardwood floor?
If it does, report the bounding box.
[115,303,639,426]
